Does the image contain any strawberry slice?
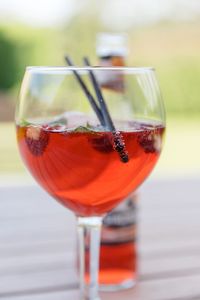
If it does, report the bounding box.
[89,133,114,153]
[138,130,157,153]
[25,126,49,156]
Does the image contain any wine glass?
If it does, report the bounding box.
[16,66,165,300]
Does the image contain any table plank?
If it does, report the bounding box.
[0,269,78,296]
[1,290,79,300]
[3,274,200,300]
[0,178,200,300]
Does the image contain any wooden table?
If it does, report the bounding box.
[1,177,200,300]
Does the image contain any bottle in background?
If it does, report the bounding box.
[96,32,128,92]
[95,33,138,290]
[81,33,138,291]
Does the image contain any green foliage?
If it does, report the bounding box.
[0,31,19,90]
[159,59,200,116]
[0,20,199,117]
[0,25,63,92]
[61,15,101,63]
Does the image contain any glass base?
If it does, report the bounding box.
[99,279,136,292]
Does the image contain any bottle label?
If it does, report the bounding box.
[103,196,137,227]
[101,195,138,244]
[101,224,136,244]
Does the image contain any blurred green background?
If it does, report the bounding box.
[0,0,200,179]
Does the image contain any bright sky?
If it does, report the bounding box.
[0,0,199,28]
[0,0,76,26]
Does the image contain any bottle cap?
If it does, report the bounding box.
[96,32,128,57]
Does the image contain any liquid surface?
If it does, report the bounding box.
[17,122,165,216]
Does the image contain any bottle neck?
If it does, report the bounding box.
[98,54,126,67]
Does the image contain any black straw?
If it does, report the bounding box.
[65,56,105,126]
[83,57,115,131]
[83,57,129,163]
[65,55,129,163]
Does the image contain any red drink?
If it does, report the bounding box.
[85,240,137,286]
[100,241,137,286]
[17,122,164,217]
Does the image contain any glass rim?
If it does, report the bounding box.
[26,66,155,74]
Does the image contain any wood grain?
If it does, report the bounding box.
[0,178,200,299]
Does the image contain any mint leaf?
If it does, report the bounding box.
[73,126,92,132]
[73,123,103,133]
[48,117,68,126]
[20,119,31,126]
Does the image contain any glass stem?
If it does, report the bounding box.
[77,216,102,300]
